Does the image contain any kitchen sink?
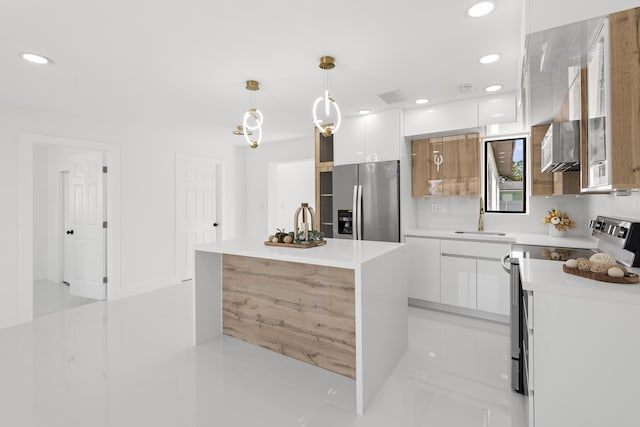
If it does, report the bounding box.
[454,231,507,236]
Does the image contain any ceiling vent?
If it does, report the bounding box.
[457,83,473,93]
[377,89,406,104]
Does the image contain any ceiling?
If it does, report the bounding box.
[0,0,523,145]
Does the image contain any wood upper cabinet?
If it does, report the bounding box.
[608,7,640,190]
[583,7,640,191]
[411,133,480,197]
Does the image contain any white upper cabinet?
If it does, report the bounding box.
[404,94,518,137]
[334,109,401,165]
[478,97,517,126]
[405,100,478,137]
[334,115,365,165]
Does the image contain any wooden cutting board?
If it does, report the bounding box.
[563,265,639,284]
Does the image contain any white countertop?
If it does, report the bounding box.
[520,258,640,304]
[195,237,405,269]
[404,228,598,249]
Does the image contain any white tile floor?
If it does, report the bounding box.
[0,282,527,427]
[33,279,96,317]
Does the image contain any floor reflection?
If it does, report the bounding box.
[0,283,527,427]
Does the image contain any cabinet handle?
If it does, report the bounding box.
[501,254,511,273]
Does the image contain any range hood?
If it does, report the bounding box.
[541,120,580,173]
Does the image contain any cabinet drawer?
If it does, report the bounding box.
[441,239,509,259]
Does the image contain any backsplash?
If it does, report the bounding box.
[416,195,591,236]
[586,192,640,221]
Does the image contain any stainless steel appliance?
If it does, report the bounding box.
[504,215,640,394]
[540,120,581,173]
[332,160,400,243]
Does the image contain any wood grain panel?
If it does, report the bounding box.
[531,124,553,196]
[411,139,430,197]
[222,254,356,378]
[444,133,480,196]
[553,171,580,195]
[411,133,480,197]
[609,7,640,189]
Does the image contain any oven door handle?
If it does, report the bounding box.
[501,254,511,273]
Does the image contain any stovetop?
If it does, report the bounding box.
[511,244,596,261]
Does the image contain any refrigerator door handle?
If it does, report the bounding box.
[357,185,363,240]
[352,185,359,240]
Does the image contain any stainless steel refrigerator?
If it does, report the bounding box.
[332,160,400,243]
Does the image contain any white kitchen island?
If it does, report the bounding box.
[193,237,408,415]
[520,258,640,427]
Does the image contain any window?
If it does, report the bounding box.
[484,137,527,213]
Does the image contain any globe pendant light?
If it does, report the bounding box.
[312,56,341,137]
[242,80,263,148]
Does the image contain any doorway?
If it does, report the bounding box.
[175,153,222,282]
[33,147,108,316]
[19,133,121,323]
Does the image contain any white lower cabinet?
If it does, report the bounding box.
[406,235,510,318]
[441,255,477,309]
[476,259,510,316]
[405,236,440,302]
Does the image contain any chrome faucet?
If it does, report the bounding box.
[478,197,485,232]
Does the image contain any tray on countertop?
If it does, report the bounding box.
[264,240,327,249]
[563,265,639,284]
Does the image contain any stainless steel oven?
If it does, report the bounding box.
[505,244,597,395]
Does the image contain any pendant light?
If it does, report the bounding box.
[312,56,341,137]
[232,125,252,136]
[242,80,263,148]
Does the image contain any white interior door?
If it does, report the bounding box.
[66,152,106,300]
[176,154,220,281]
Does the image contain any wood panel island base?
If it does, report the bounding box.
[223,254,356,378]
[194,238,408,415]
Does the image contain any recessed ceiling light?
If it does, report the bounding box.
[492,113,505,118]
[21,52,52,65]
[415,98,430,105]
[357,109,371,115]
[467,1,495,18]
[479,53,500,64]
[485,84,502,93]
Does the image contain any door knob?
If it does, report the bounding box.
[213,222,219,227]
[66,230,74,235]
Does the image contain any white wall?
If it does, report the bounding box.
[245,138,315,238]
[32,147,48,281]
[1,104,246,330]
[267,159,314,235]
[586,193,640,221]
